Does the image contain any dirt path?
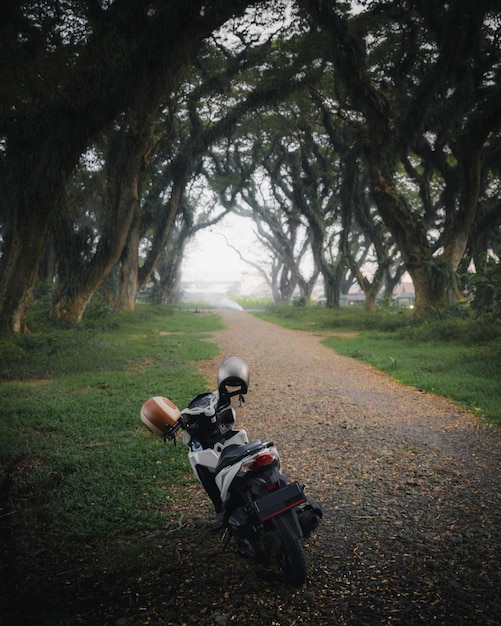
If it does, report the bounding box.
[184,310,501,626]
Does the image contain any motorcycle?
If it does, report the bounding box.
[140,356,322,585]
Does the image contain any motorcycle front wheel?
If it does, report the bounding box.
[273,515,308,586]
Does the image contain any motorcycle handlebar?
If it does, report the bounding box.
[166,392,244,444]
[164,418,184,442]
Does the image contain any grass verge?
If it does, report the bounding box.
[0,305,222,623]
[256,306,501,427]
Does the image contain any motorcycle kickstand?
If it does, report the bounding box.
[220,528,232,551]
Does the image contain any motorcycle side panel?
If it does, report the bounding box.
[188,448,219,476]
[188,429,248,479]
[215,460,242,502]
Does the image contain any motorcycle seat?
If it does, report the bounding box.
[215,439,265,473]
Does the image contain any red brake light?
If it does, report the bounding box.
[265,482,278,492]
[239,449,280,476]
[248,453,276,470]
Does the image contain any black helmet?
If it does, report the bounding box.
[218,356,249,398]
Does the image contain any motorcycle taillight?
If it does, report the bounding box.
[241,451,278,472]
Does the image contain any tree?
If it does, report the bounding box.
[49,100,160,322]
[228,156,319,303]
[301,0,501,316]
[145,175,233,306]
[22,11,317,322]
[0,0,259,333]
[339,147,406,310]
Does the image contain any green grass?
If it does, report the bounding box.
[256,306,501,427]
[0,303,221,380]
[0,305,222,543]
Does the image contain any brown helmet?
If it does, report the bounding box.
[140,396,181,436]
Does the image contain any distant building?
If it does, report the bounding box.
[317,280,416,308]
[391,282,415,308]
[339,292,366,306]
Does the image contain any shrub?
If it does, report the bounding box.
[463,256,501,321]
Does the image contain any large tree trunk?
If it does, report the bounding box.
[0,116,81,333]
[297,268,320,305]
[50,176,140,323]
[115,217,141,311]
[321,260,344,309]
[371,161,477,316]
[363,284,380,312]
[278,265,296,303]
[50,101,158,322]
[0,208,52,333]
[270,262,282,304]
[137,176,188,293]
[409,263,457,318]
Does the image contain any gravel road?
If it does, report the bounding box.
[173,309,501,626]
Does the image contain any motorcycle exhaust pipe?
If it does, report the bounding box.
[298,508,321,536]
[304,512,321,532]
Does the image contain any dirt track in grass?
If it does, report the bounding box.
[2,310,500,626]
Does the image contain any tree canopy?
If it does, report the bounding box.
[1,0,500,332]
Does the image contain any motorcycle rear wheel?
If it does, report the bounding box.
[273,516,308,585]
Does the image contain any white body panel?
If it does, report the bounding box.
[215,444,280,503]
[187,429,248,478]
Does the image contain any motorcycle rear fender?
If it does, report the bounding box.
[272,508,303,540]
[216,461,241,502]
[254,481,306,529]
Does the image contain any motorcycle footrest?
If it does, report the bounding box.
[253,481,307,522]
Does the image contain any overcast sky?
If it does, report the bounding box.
[181,214,260,283]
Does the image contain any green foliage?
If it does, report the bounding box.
[235,296,274,309]
[258,304,420,333]
[463,257,501,321]
[177,300,216,312]
[0,306,222,544]
[424,257,457,295]
[256,306,501,426]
